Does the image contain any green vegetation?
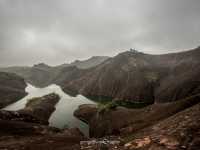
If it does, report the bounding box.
[97,101,118,113]
[86,95,113,104]
[115,100,153,108]
[97,100,154,113]
[26,97,42,107]
[145,72,158,82]
[26,93,59,107]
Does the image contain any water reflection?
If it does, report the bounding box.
[3,83,95,136]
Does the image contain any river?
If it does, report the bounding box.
[3,83,95,136]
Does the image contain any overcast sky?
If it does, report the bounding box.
[0,0,199,66]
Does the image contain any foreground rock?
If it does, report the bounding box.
[77,101,200,150]
[74,104,98,124]
[0,72,27,108]
[74,94,200,138]
[124,103,200,150]
[0,121,85,150]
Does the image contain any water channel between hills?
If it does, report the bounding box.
[3,83,96,136]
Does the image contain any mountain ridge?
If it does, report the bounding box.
[1,47,200,103]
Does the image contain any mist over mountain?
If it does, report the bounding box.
[1,0,200,67]
[0,56,109,87]
[0,0,200,149]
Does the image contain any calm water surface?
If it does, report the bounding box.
[3,83,95,136]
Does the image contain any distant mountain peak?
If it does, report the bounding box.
[70,56,110,69]
[33,63,50,68]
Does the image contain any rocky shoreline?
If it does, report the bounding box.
[0,93,87,150]
[18,93,60,124]
[0,92,200,149]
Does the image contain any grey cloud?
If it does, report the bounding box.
[0,0,200,66]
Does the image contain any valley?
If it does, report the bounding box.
[0,48,200,149]
[3,83,95,136]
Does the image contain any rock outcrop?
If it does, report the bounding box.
[74,94,200,138]
[0,72,27,108]
[124,102,200,150]
[1,93,60,125]
[18,93,60,124]
[74,104,98,124]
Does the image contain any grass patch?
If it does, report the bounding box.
[86,95,114,104]
[97,100,154,113]
[97,101,118,113]
[115,101,153,109]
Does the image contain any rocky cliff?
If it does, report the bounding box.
[0,72,27,108]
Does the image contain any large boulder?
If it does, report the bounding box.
[74,104,98,123]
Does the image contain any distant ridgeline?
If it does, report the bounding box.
[129,48,139,53]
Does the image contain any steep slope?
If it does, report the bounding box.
[62,47,200,103]
[124,102,200,150]
[0,72,27,108]
[63,52,158,102]
[154,49,200,102]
